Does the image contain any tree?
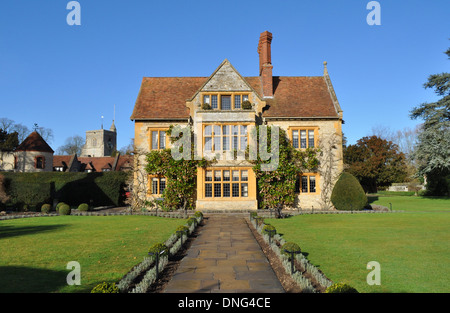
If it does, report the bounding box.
[410,45,450,195]
[344,136,408,193]
[250,126,319,217]
[0,128,19,151]
[56,135,85,155]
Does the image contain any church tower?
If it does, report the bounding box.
[80,120,117,157]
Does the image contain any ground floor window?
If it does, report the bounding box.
[204,168,249,198]
[295,173,318,194]
[150,176,166,195]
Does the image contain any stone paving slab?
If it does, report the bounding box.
[163,215,284,293]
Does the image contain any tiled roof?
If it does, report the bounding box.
[130,76,340,120]
[130,77,207,120]
[15,131,54,153]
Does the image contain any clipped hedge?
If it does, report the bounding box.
[325,283,358,293]
[2,171,129,209]
[331,172,368,211]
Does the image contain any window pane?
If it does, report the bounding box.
[213,125,221,150]
[241,183,248,197]
[232,136,238,150]
[159,131,166,149]
[204,125,212,136]
[203,95,210,104]
[211,95,218,109]
[214,170,221,182]
[152,131,158,150]
[309,176,316,193]
[205,183,212,197]
[232,183,240,197]
[240,136,247,151]
[234,95,241,109]
[242,95,249,102]
[232,125,239,135]
[223,170,230,181]
[205,137,212,151]
[223,183,230,197]
[300,130,307,149]
[292,130,299,148]
[214,183,221,197]
[152,178,158,194]
[240,125,247,135]
[241,170,248,181]
[308,130,315,148]
[159,178,166,194]
[223,135,229,151]
[205,170,212,181]
[36,157,44,169]
[232,170,239,181]
[301,176,308,193]
[221,95,231,110]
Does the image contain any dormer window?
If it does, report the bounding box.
[202,93,250,110]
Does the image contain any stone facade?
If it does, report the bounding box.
[80,123,117,157]
[131,31,344,211]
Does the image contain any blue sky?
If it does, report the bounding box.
[0,0,449,151]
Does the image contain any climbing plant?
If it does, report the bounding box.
[250,126,319,217]
[145,125,213,213]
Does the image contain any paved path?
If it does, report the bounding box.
[163,215,284,293]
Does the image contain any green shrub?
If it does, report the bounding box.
[325,283,358,293]
[241,100,252,110]
[201,103,212,110]
[250,211,258,219]
[331,172,368,211]
[148,243,168,257]
[194,211,203,218]
[262,224,276,236]
[59,204,71,215]
[175,225,189,237]
[77,203,89,211]
[91,282,119,293]
[281,242,301,258]
[41,203,51,214]
[186,217,197,226]
[56,202,66,211]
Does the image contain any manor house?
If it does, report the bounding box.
[130,31,344,210]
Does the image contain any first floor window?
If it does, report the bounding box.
[151,130,167,150]
[291,128,317,149]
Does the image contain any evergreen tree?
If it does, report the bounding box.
[410,46,450,195]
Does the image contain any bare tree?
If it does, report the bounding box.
[124,146,149,213]
[56,135,85,155]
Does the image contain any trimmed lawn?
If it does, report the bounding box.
[267,196,450,293]
[0,215,187,293]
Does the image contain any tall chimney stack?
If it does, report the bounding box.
[258,31,273,98]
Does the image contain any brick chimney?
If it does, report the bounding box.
[258,31,273,98]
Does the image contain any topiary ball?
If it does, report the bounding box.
[325,283,358,293]
[77,203,89,212]
[262,224,276,236]
[41,203,51,214]
[281,242,301,258]
[148,243,168,257]
[331,172,368,211]
[59,204,71,215]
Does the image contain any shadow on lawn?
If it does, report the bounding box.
[0,266,68,293]
[0,224,67,240]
